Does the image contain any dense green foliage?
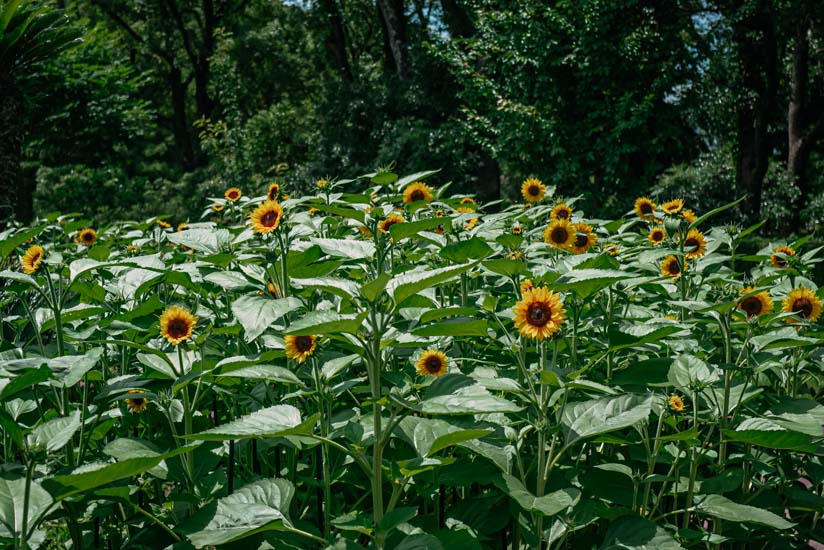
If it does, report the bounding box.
[2,0,822,233]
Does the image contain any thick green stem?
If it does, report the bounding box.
[535,341,548,546]
[368,308,385,548]
[312,359,332,541]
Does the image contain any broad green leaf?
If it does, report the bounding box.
[482,259,527,277]
[0,225,45,260]
[419,306,477,324]
[0,364,52,400]
[167,228,233,254]
[28,410,81,453]
[377,506,418,533]
[311,237,375,260]
[232,295,301,342]
[388,262,475,305]
[310,204,366,223]
[608,325,683,351]
[0,270,39,289]
[723,418,818,452]
[179,478,297,547]
[292,277,359,301]
[215,365,302,385]
[396,416,492,457]
[667,354,719,391]
[412,319,488,337]
[689,197,744,230]
[495,474,580,517]
[185,405,310,441]
[561,394,653,447]
[396,534,445,550]
[440,237,493,263]
[360,272,392,303]
[693,494,794,529]
[0,476,53,542]
[552,269,632,298]
[395,170,440,189]
[600,515,683,549]
[203,271,257,292]
[390,218,449,241]
[419,375,522,415]
[766,397,824,436]
[286,311,366,336]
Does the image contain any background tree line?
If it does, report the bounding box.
[2,0,824,234]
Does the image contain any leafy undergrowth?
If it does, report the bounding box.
[1,171,823,549]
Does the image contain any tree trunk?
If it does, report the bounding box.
[169,67,196,169]
[195,0,216,121]
[731,0,778,222]
[0,74,23,226]
[320,0,353,80]
[376,0,410,80]
[474,148,500,205]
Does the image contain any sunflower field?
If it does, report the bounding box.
[1,171,823,550]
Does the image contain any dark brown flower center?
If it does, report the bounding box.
[684,237,699,249]
[551,228,569,244]
[556,209,569,219]
[773,255,786,267]
[167,318,190,339]
[130,398,145,406]
[261,209,279,227]
[575,233,588,248]
[528,185,540,196]
[640,203,653,214]
[83,233,94,242]
[792,298,813,318]
[410,190,425,201]
[527,303,551,327]
[739,297,762,316]
[425,356,443,373]
[31,252,41,262]
[295,335,314,352]
[667,261,680,275]
[652,231,664,242]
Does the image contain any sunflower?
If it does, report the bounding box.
[433,209,445,218]
[358,225,373,238]
[156,220,171,228]
[521,178,546,203]
[403,182,434,204]
[737,287,774,318]
[267,281,282,298]
[668,395,685,412]
[267,183,280,201]
[648,226,666,245]
[415,350,449,377]
[681,209,697,224]
[544,219,575,249]
[460,197,476,205]
[308,207,319,217]
[660,255,686,279]
[550,203,572,221]
[455,206,476,214]
[634,197,656,220]
[507,251,524,260]
[570,222,597,254]
[177,222,188,232]
[520,278,534,295]
[661,199,684,215]
[782,287,822,323]
[127,244,140,254]
[282,194,290,200]
[21,245,45,274]
[682,228,707,259]
[125,390,149,414]
[284,335,317,362]
[225,187,242,202]
[770,246,795,268]
[211,203,224,212]
[511,225,523,235]
[159,305,198,346]
[604,244,620,256]
[464,217,479,230]
[77,228,98,246]
[435,225,445,235]
[513,287,566,340]
[250,200,284,234]
[316,179,329,189]
[379,213,405,234]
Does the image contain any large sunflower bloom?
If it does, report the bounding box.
[660,255,686,279]
[76,228,98,246]
[379,213,405,234]
[782,287,822,323]
[544,219,575,249]
[403,182,434,204]
[125,390,149,414]
[770,246,795,268]
[570,222,597,254]
[21,245,45,274]
[521,178,546,203]
[737,287,774,318]
[648,226,666,245]
[285,335,317,362]
[267,183,280,201]
[661,199,684,215]
[225,187,242,202]
[634,197,656,220]
[550,203,572,221]
[683,228,707,259]
[513,287,566,340]
[415,350,449,377]
[160,306,198,345]
[250,200,284,234]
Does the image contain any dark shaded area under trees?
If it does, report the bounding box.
[2,0,824,233]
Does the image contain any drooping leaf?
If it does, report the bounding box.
[561,394,653,447]
[495,474,580,517]
[232,295,301,342]
[693,494,794,530]
[185,405,311,441]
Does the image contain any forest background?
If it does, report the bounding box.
[4,0,824,241]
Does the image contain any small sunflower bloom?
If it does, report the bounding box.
[267,183,281,201]
[403,182,434,204]
[415,350,449,377]
[225,187,242,202]
[156,220,171,229]
[648,226,666,245]
[211,203,225,212]
[460,197,476,205]
[782,287,822,323]
[681,209,697,224]
[550,203,572,221]
[570,222,597,254]
[76,228,98,246]
[159,306,198,346]
[544,219,575,249]
[660,255,686,279]
[770,246,795,268]
[513,287,566,340]
[284,335,317,363]
[316,179,329,189]
[521,178,546,203]
[433,209,445,218]
[21,245,45,274]
[125,390,149,414]
[177,222,188,232]
[511,225,523,235]
[668,395,685,412]
[520,278,534,295]
[379,213,405,234]
[250,200,284,234]
[604,244,620,256]
[737,287,774,318]
[507,251,524,260]
[634,197,657,220]
[661,199,684,215]
[682,228,707,260]
[464,217,479,231]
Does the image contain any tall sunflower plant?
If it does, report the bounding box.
[0,173,823,549]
